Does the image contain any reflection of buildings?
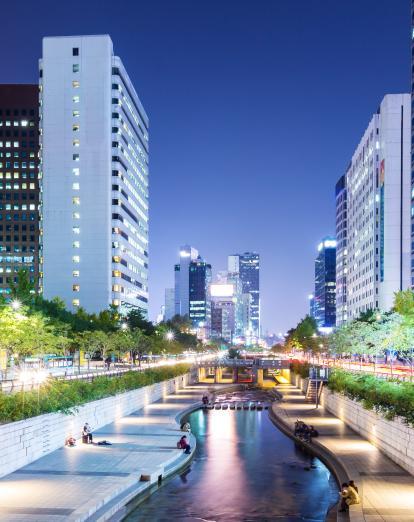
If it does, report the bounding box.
[314,238,336,331]
[308,294,316,319]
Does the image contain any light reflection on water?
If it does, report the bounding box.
[126,408,338,522]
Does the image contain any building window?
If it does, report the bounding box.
[72,255,80,263]
[73,154,79,161]
[72,226,80,234]
[73,139,80,147]
[73,110,80,117]
[73,212,80,219]
[73,241,80,248]
[73,96,79,103]
[72,298,80,307]
[72,47,79,56]
[73,167,80,176]
[73,270,79,277]
[72,81,80,88]
[73,64,79,73]
[72,284,80,292]
[73,124,80,132]
[72,182,80,190]
[72,197,80,205]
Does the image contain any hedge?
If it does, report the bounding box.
[290,361,310,378]
[0,364,190,423]
[327,369,414,426]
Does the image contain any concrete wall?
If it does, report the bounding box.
[290,373,309,394]
[0,374,190,479]
[320,387,414,476]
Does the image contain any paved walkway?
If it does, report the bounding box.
[0,383,222,522]
[272,384,414,522]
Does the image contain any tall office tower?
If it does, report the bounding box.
[188,257,211,334]
[40,35,149,314]
[164,288,175,321]
[174,245,199,316]
[346,94,410,320]
[228,253,260,338]
[0,85,40,296]
[335,173,348,326]
[314,238,336,331]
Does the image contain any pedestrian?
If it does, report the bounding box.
[105,356,111,370]
[339,481,360,512]
[82,422,93,444]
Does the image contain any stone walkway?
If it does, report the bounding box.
[0,383,221,522]
[272,384,414,522]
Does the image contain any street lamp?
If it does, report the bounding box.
[11,299,21,311]
[165,331,175,342]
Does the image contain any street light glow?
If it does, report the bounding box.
[11,299,21,311]
[165,331,175,341]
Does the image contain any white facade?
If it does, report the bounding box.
[40,35,149,314]
[164,288,175,321]
[346,94,411,320]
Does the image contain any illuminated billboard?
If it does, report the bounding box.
[210,284,234,297]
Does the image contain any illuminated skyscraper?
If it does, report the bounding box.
[228,252,260,338]
[314,238,336,331]
[40,35,149,314]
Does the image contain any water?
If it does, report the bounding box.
[126,397,338,521]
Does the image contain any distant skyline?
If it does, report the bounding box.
[0,0,410,333]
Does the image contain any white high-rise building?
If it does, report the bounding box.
[40,35,149,314]
[345,94,411,320]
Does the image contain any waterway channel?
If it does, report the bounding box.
[125,390,338,521]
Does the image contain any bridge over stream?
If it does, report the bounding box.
[195,358,291,386]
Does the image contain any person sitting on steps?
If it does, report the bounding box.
[177,435,191,454]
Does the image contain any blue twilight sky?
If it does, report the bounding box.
[0,0,410,333]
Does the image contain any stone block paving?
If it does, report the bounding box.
[0,384,215,521]
[273,384,414,522]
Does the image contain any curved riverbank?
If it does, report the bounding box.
[126,389,338,522]
[272,383,414,522]
[0,381,239,522]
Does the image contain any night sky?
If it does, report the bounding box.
[0,0,409,334]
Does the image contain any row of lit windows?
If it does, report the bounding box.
[0,183,36,189]
[0,173,37,180]
[0,204,37,210]
[0,162,36,169]
[0,120,35,127]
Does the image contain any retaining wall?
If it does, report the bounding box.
[290,371,414,476]
[321,387,414,476]
[0,373,190,479]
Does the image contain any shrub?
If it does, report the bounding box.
[327,369,414,426]
[0,364,190,423]
[290,361,310,378]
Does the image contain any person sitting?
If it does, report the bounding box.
[202,395,209,405]
[65,436,76,447]
[177,435,191,454]
[348,480,358,493]
[82,422,93,444]
[309,425,319,438]
[180,422,191,432]
[339,481,360,512]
